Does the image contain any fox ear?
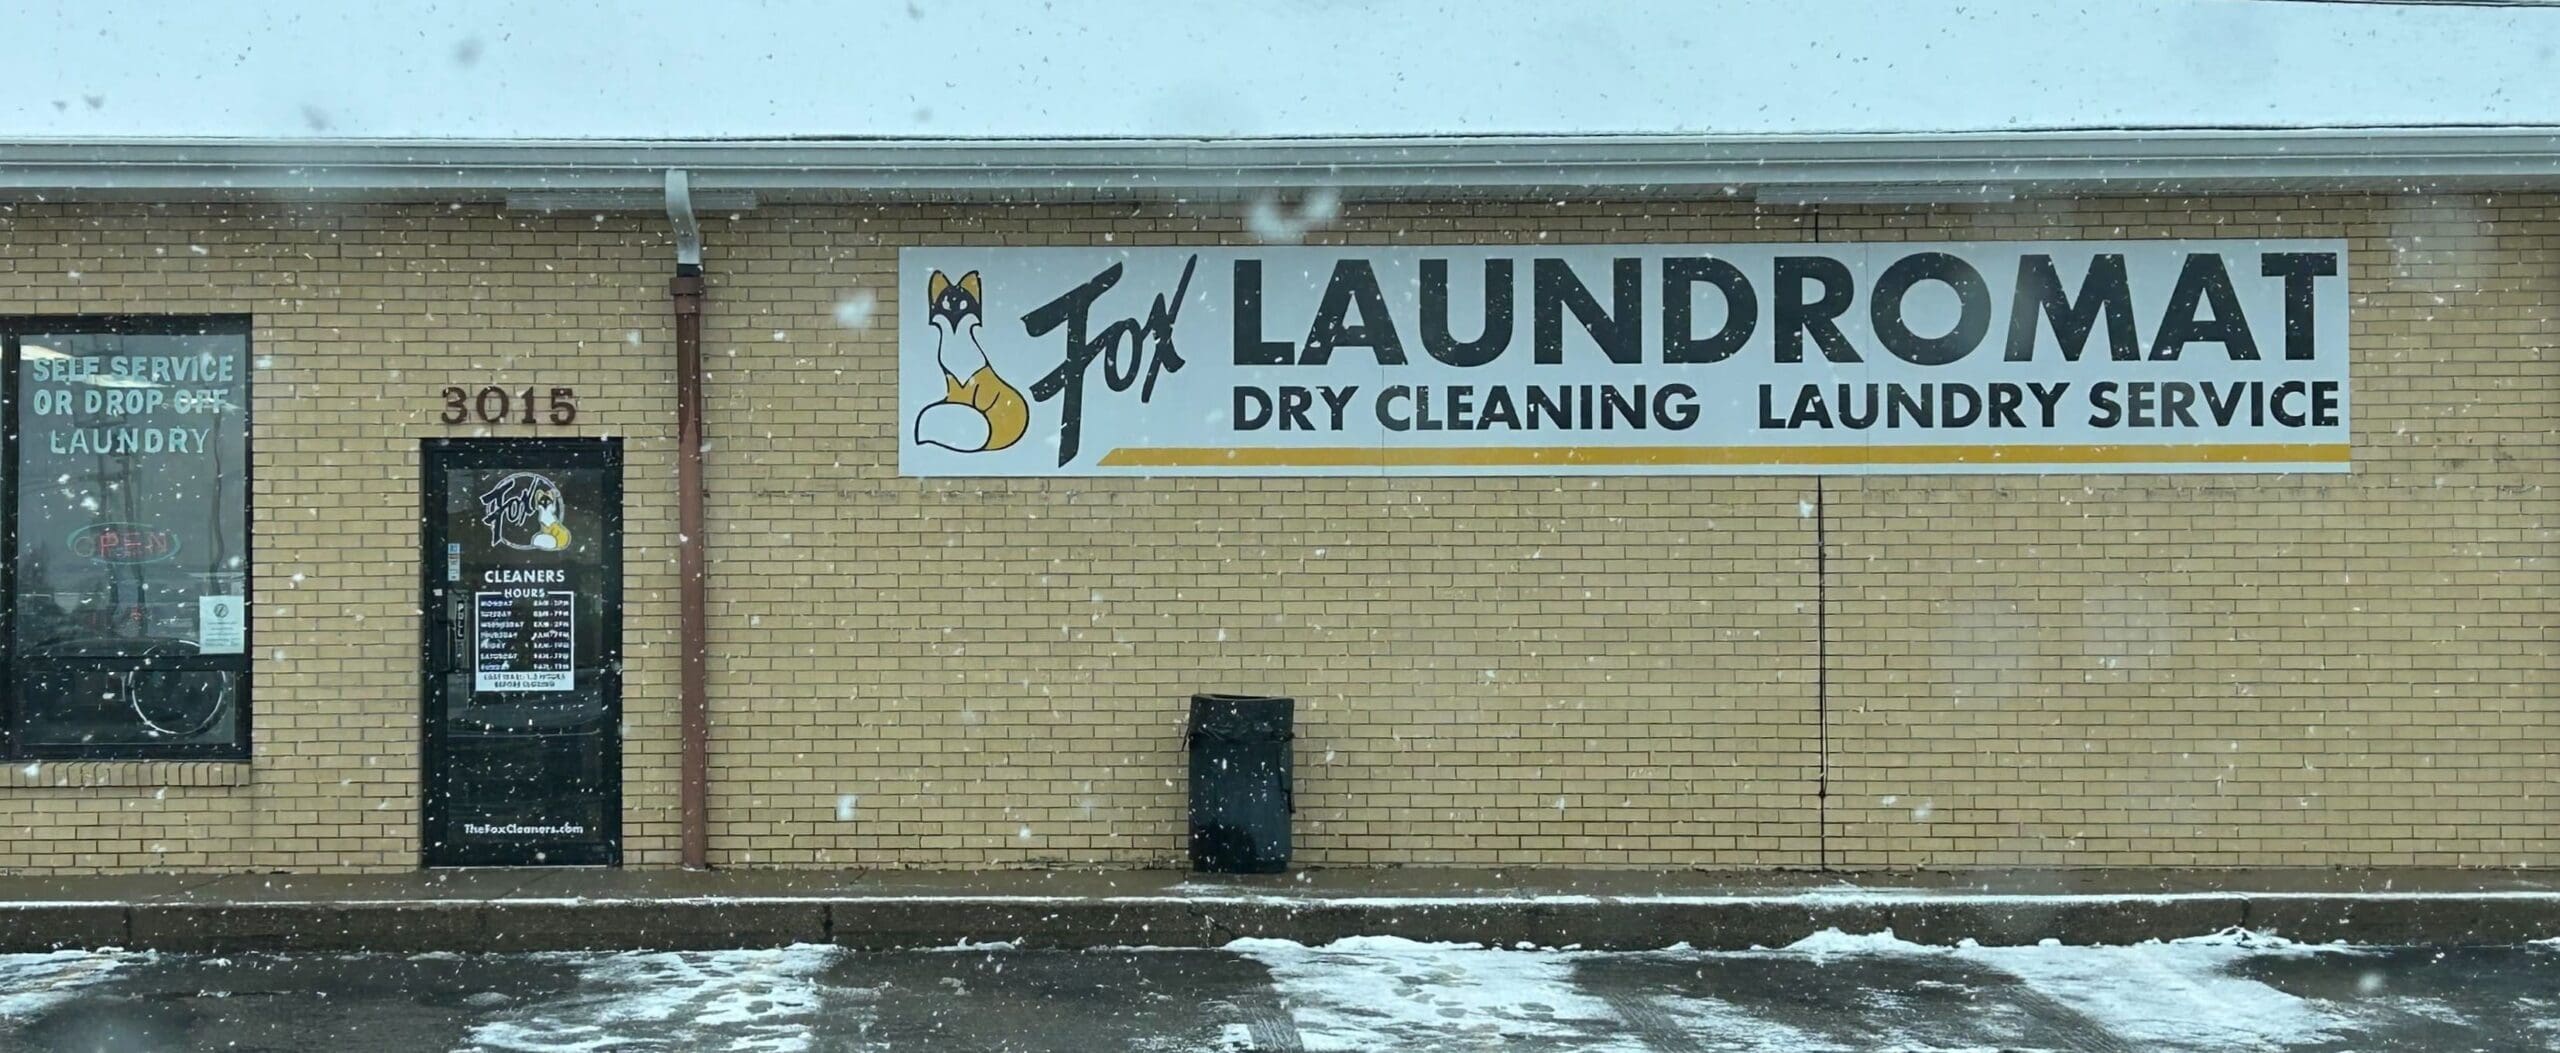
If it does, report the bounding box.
[958,271,982,300]
[927,271,951,301]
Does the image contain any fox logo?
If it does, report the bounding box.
[477,472,573,552]
[913,270,1030,453]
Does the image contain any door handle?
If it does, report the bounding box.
[427,587,449,670]
[448,591,471,673]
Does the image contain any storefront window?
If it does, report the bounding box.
[3,318,250,757]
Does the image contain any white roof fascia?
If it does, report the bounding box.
[0,129,2555,203]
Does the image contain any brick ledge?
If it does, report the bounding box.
[0,761,251,789]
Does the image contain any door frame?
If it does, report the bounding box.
[419,437,624,867]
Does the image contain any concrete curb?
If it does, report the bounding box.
[2,893,2555,953]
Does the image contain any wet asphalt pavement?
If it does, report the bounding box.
[1,936,2555,1052]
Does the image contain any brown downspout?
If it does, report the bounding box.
[666,170,711,869]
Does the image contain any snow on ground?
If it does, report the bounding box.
[0,950,135,1020]
[1234,929,2396,1053]
[458,945,844,1053]
[1959,932,2345,1051]
[2523,995,2560,1048]
[1,934,2546,1051]
[1647,993,1838,1053]
[1774,928,2354,1051]
[1231,935,1647,1053]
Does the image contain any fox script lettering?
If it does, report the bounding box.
[1024,255,1199,465]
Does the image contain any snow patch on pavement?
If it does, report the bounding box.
[1653,993,1840,1052]
[1230,936,1645,1053]
[1778,927,1936,958]
[2519,994,2560,1047]
[1233,930,2375,1052]
[1960,936,2346,1052]
[1758,927,2356,1052]
[459,945,844,1053]
[0,950,134,1019]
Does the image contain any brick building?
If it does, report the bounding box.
[0,6,2553,874]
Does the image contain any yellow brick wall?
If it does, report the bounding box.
[0,203,684,872]
[699,202,1822,868]
[697,193,2555,870]
[1820,195,2560,868]
[0,193,2547,873]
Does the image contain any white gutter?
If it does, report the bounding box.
[663,168,701,271]
[1,128,2556,200]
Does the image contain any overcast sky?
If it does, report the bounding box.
[7,0,2554,140]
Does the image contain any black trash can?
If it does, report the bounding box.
[1187,692,1293,874]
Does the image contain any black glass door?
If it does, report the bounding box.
[421,439,620,867]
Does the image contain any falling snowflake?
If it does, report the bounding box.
[834,292,878,329]
[1246,189,1342,244]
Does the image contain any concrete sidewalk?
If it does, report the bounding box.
[2,867,2556,954]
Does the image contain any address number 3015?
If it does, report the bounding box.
[440,386,578,426]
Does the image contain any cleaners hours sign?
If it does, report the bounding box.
[898,240,2347,477]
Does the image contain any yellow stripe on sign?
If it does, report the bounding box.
[1095,443,2353,469]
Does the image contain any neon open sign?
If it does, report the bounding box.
[68,522,180,564]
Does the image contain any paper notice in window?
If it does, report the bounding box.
[198,595,245,654]
[474,588,575,692]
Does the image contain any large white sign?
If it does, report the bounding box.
[899,240,2348,476]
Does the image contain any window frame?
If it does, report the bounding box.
[0,315,253,761]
